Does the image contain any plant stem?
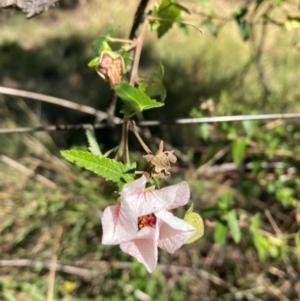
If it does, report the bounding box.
[129,121,152,154]
[122,120,130,164]
[109,37,136,44]
[130,16,149,85]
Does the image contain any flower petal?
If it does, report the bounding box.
[120,227,158,273]
[121,175,176,216]
[121,175,147,197]
[101,205,138,245]
[162,181,190,210]
[156,210,196,254]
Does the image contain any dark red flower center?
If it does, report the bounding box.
[138,213,156,230]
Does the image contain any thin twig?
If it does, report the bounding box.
[0,86,110,121]
[0,259,94,280]
[129,16,150,85]
[47,225,63,301]
[123,120,130,164]
[0,259,233,289]
[0,92,191,166]
[264,209,282,237]
[0,154,57,188]
[129,120,152,154]
[150,16,203,34]
[194,146,230,176]
[106,0,150,127]
[2,113,300,135]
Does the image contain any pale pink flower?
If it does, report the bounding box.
[101,175,196,272]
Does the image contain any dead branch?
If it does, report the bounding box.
[0,0,60,18]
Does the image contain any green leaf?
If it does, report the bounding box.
[227,209,241,243]
[138,82,147,93]
[149,19,161,31]
[251,213,260,236]
[214,220,227,245]
[295,231,300,262]
[218,190,233,210]
[85,125,102,157]
[184,203,204,244]
[232,138,247,163]
[3,292,19,301]
[170,1,191,14]
[92,29,114,55]
[61,150,136,189]
[21,284,45,301]
[255,235,269,260]
[268,245,279,258]
[114,82,164,115]
[177,22,189,35]
[119,51,134,68]
[153,0,181,38]
[199,123,209,140]
[233,7,250,41]
[279,234,287,258]
[251,214,269,260]
[242,120,253,135]
[203,18,218,37]
[275,187,298,208]
[87,57,99,68]
[144,62,166,101]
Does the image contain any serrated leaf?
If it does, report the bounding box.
[171,1,191,14]
[233,7,250,41]
[144,62,166,101]
[114,82,164,115]
[232,138,247,163]
[85,125,102,157]
[184,203,204,244]
[92,29,114,54]
[153,0,181,38]
[227,209,241,243]
[138,82,147,93]
[214,220,227,245]
[61,150,136,189]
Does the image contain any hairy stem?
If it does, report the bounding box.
[130,16,149,86]
[129,121,152,154]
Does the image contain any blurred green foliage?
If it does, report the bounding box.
[1,0,300,300]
